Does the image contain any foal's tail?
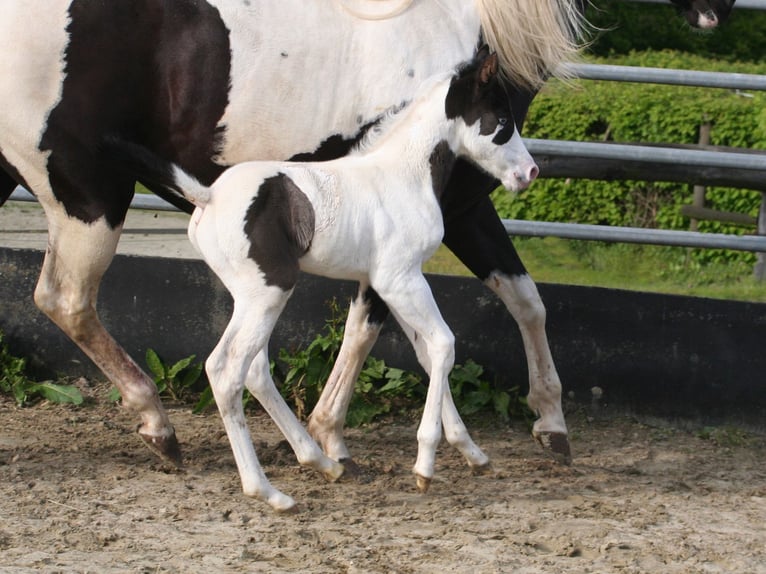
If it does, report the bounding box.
[100,137,212,210]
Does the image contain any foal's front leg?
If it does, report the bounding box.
[373,272,479,492]
[392,310,490,479]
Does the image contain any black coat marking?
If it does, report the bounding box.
[0,151,25,206]
[444,58,517,143]
[289,118,381,162]
[39,0,230,227]
[429,141,457,202]
[244,174,316,291]
[363,286,390,327]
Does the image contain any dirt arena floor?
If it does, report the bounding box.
[1,385,764,574]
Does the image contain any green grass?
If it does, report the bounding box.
[423,238,766,303]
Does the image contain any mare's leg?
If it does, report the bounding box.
[443,195,570,464]
[307,284,388,462]
[0,167,16,205]
[33,195,180,463]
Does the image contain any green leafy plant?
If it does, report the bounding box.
[274,298,426,425]
[0,330,83,406]
[449,359,533,424]
[275,299,532,427]
[108,348,206,411]
[144,348,204,401]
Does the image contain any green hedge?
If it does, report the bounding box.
[495,52,766,264]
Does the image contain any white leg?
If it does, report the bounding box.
[393,312,489,473]
[373,273,459,492]
[34,214,179,462]
[244,351,344,482]
[205,296,297,511]
[486,272,570,463]
[207,285,342,511]
[308,285,383,462]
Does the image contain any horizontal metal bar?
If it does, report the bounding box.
[627,0,763,8]
[525,139,766,171]
[9,186,180,211]
[10,188,764,252]
[503,219,766,252]
[566,63,766,91]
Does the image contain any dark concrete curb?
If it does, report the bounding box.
[1,247,764,426]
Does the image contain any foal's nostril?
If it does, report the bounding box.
[528,164,539,182]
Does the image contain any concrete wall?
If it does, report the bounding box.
[1,247,764,426]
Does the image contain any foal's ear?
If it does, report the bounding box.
[479,52,499,85]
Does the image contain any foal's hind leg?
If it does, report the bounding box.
[443,195,570,464]
[205,285,343,510]
[308,284,386,464]
[34,208,180,462]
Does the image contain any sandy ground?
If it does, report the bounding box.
[0,387,765,574]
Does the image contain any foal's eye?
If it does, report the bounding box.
[497,117,508,126]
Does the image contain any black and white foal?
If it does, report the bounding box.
[106,52,538,511]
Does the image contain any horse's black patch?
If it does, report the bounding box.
[244,174,316,290]
[40,0,230,227]
[363,287,390,327]
[429,141,457,202]
[0,151,29,207]
[289,118,379,162]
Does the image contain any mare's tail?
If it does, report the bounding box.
[100,137,212,211]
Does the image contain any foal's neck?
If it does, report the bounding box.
[357,81,457,175]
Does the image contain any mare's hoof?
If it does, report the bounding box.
[415,473,432,493]
[138,426,183,467]
[322,460,346,483]
[470,461,493,476]
[533,431,572,465]
[338,457,363,478]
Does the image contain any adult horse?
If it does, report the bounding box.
[669,0,735,28]
[0,0,735,482]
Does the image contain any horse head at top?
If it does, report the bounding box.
[668,0,736,29]
[445,49,539,192]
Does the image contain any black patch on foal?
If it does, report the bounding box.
[244,174,316,290]
[444,62,516,145]
[429,141,457,202]
[363,287,390,327]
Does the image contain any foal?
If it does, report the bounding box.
[106,51,538,511]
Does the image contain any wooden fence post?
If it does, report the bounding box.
[754,193,766,281]
[690,122,711,232]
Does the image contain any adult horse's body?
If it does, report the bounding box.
[0,0,735,483]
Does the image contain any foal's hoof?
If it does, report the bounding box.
[138,426,183,467]
[415,473,432,493]
[533,431,572,465]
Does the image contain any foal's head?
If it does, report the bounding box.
[445,50,538,192]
